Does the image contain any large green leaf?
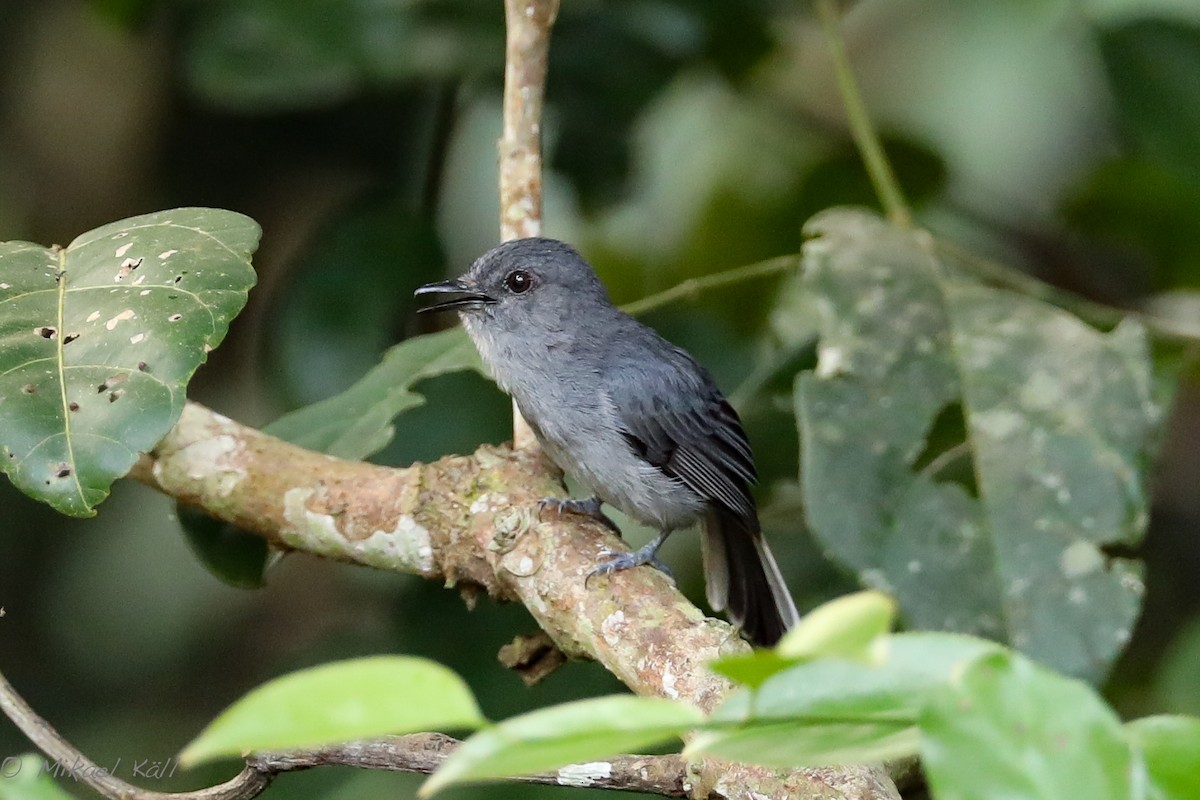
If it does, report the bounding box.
[1126,715,1200,800]
[690,632,998,768]
[185,0,502,111]
[180,656,486,766]
[420,695,702,796]
[263,326,483,460]
[796,208,1155,680]
[920,651,1142,800]
[687,718,918,770]
[1099,18,1200,187]
[176,504,273,589]
[0,208,258,516]
[1154,615,1200,716]
[710,590,895,688]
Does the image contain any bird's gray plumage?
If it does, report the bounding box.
[416,237,799,645]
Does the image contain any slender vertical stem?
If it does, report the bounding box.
[500,0,559,447]
[813,0,911,228]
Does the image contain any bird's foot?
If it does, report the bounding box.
[586,532,674,586]
[538,496,621,535]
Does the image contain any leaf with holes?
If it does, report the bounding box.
[0,208,259,516]
[796,208,1158,681]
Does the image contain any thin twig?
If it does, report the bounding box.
[935,238,1200,345]
[251,734,690,796]
[499,0,558,241]
[621,254,802,316]
[500,0,559,449]
[0,669,272,800]
[813,0,911,228]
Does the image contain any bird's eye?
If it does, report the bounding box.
[504,270,533,294]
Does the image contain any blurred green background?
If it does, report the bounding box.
[2,0,1199,797]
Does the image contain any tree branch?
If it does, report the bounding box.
[500,0,558,450]
[123,402,900,799]
[251,734,691,795]
[499,0,557,242]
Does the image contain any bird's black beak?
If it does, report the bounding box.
[414,279,495,313]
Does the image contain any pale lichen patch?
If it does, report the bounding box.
[557,763,612,788]
[469,493,494,514]
[183,434,245,497]
[661,664,679,699]
[281,487,345,558]
[355,515,434,573]
[600,610,626,647]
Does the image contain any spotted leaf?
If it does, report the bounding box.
[0,208,259,516]
[796,209,1158,681]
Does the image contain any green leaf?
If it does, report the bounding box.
[1127,715,1200,800]
[420,695,702,796]
[707,650,798,690]
[797,208,1155,680]
[264,326,484,460]
[1062,157,1200,290]
[185,0,501,111]
[176,504,273,589]
[710,590,895,688]
[776,590,895,662]
[1099,19,1200,186]
[1155,615,1200,716]
[180,656,486,766]
[920,651,1141,800]
[0,754,76,800]
[693,632,999,767]
[687,719,919,769]
[0,208,259,516]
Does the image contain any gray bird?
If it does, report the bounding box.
[416,238,799,646]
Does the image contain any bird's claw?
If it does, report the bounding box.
[585,546,675,587]
[537,496,622,535]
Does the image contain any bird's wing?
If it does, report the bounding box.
[606,349,758,527]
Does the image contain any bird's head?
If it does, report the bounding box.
[415,238,610,336]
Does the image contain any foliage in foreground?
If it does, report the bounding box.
[174,592,1200,800]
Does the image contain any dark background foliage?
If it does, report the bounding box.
[1,1,1198,797]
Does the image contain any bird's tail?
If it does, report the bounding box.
[701,506,800,647]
